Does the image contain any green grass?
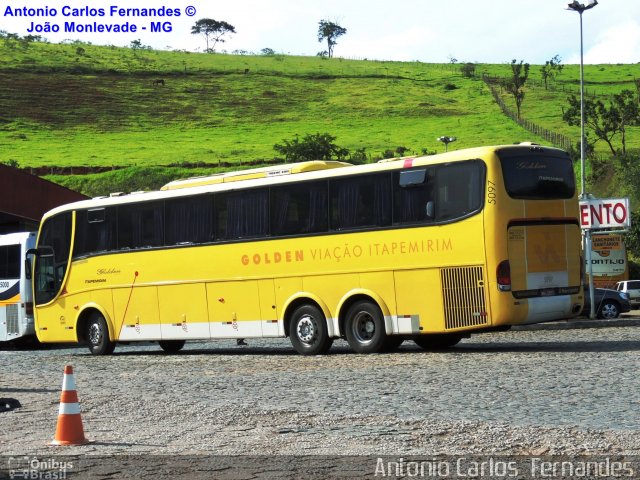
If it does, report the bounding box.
[491,64,640,155]
[0,47,545,168]
[0,39,638,198]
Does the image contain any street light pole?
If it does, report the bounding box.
[437,136,457,152]
[567,0,597,199]
[567,0,597,319]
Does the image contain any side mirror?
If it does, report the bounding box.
[24,248,38,280]
[425,201,435,219]
[24,258,32,280]
[24,247,54,280]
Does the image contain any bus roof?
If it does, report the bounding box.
[0,231,36,246]
[40,144,568,221]
[161,160,352,190]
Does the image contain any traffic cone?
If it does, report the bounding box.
[51,365,89,445]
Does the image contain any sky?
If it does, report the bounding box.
[2,0,639,64]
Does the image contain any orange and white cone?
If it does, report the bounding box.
[51,365,89,445]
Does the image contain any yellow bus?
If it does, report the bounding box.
[28,144,583,355]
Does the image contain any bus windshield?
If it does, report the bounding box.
[33,212,72,305]
[499,151,575,200]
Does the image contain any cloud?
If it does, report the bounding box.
[1,0,639,63]
[567,20,640,64]
[340,26,438,61]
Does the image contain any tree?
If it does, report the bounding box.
[317,20,346,58]
[563,90,640,156]
[612,90,640,155]
[625,211,640,260]
[191,18,236,53]
[506,59,530,119]
[460,62,476,78]
[540,54,564,90]
[563,95,618,155]
[274,133,349,162]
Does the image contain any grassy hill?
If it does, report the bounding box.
[0,39,638,200]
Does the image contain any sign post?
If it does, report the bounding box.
[579,197,631,319]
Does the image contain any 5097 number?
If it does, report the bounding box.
[487,180,497,205]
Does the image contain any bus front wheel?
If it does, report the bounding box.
[289,304,333,355]
[86,313,116,355]
[344,301,386,354]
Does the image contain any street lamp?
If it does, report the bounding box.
[567,0,597,199]
[437,136,457,152]
[567,0,597,319]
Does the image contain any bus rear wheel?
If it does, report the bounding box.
[86,313,116,355]
[289,304,332,355]
[159,340,186,353]
[414,334,462,350]
[344,301,386,354]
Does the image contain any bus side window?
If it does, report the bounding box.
[216,189,268,240]
[118,202,164,250]
[436,162,483,221]
[393,168,435,225]
[74,208,116,258]
[272,181,328,236]
[165,194,214,245]
[0,245,20,278]
[330,174,390,230]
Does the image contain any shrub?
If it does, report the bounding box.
[460,62,476,78]
[395,146,410,156]
[348,147,369,165]
[273,132,349,162]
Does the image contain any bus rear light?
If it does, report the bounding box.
[25,302,33,315]
[497,260,511,291]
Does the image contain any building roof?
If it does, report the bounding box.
[0,164,87,232]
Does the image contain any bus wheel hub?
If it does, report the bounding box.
[89,324,101,344]
[297,316,315,343]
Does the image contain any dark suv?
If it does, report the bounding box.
[582,286,631,319]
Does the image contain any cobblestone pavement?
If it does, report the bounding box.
[1,319,639,477]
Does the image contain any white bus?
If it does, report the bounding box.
[0,232,36,343]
